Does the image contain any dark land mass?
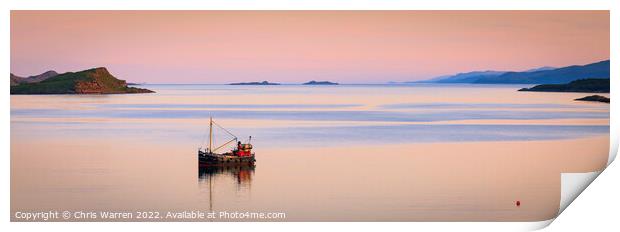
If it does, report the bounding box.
[476,60,609,84]
[575,95,610,103]
[418,60,609,84]
[10,70,59,86]
[10,67,154,94]
[229,81,280,85]
[518,79,609,93]
[303,80,338,85]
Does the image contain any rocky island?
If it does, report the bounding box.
[303,80,338,85]
[10,67,154,94]
[518,79,609,93]
[575,95,610,103]
[229,81,280,85]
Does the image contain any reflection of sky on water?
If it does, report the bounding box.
[11,107,608,122]
[380,103,604,109]
[252,124,609,147]
[98,103,362,109]
[10,84,610,146]
[11,120,608,147]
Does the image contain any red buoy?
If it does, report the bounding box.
[516,200,521,207]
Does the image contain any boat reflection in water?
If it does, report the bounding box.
[198,165,255,186]
[198,165,255,211]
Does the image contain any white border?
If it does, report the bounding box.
[2,0,615,10]
[2,0,618,231]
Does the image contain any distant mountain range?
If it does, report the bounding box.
[416,60,609,84]
[422,71,508,83]
[523,66,556,73]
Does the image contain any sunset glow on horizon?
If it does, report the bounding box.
[11,11,609,84]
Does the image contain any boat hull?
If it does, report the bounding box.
[198,150,255,167]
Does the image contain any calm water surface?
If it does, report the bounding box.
[11,84,610,221]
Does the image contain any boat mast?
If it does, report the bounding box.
[209,116,213,153]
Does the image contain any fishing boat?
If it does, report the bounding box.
[198,117,255,167]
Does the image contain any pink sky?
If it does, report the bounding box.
[11,11,609,84]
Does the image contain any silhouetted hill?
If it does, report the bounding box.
[230,81,280,85]
[303,80,338,85]
[523,66,555,72]
[418,60,608,84]
[575,95,609,103]
[475,60,609,84]
[416,71,507,83]
[518,79,609,93]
